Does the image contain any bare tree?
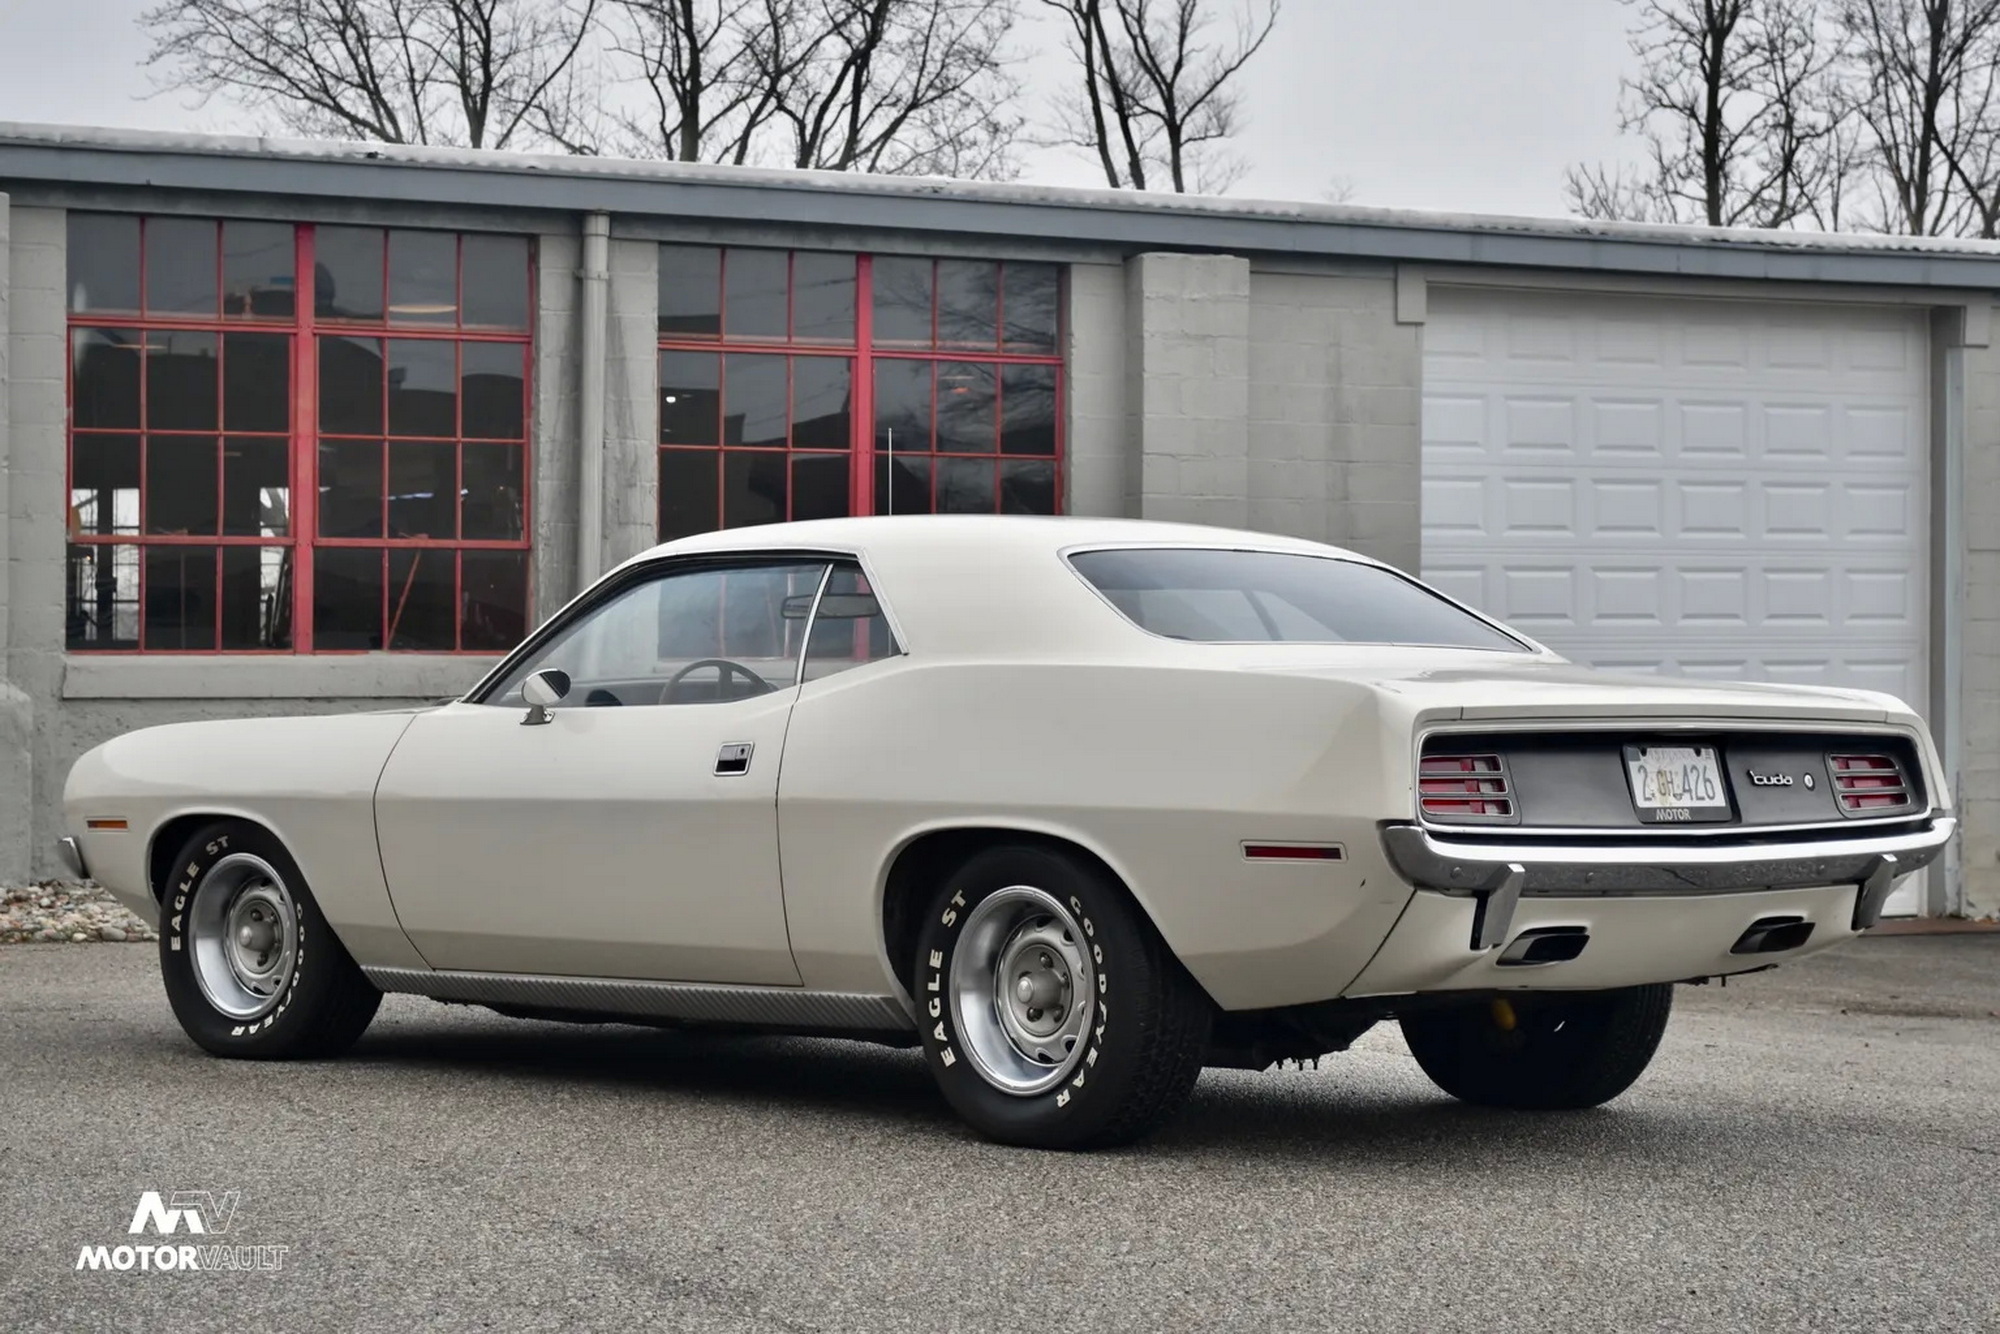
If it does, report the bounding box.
[143,0,601,150]
[1830,0,2000,235]
[1565,0,1837,227]
[1039,0,1279,193]
[608,0,777,161]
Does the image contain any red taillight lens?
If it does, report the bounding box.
[1828,754,1913,813]
[1419,754,1514,819]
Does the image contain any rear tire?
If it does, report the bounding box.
[1400,985,1672,1110]
[914,843,1211,1150]
[158,820,381,1059]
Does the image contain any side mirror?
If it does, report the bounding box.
[521,668,571,725]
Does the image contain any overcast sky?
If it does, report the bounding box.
[0,0,1638,219]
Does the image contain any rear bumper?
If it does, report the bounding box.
[1381,815,1954,945]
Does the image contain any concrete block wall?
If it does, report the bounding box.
[1247,269,1421,574]
[603,239,661,571]
[1064,261,1127,517]
[1123,253,1251,526]
[1957,327,2000,919]
[532,231,581,623]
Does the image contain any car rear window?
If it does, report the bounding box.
[1068,548,1528,650]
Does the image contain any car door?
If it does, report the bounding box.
[373,556,833,984]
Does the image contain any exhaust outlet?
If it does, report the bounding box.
[1731,916,1815,955]
[1497,926,1589,967]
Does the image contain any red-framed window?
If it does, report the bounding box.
[656,247,1062,540]
[65,215,533,652]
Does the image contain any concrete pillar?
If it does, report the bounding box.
[1123,252,1252,527]
[0,191,27,884]
[602,238,660,570]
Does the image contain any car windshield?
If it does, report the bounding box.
[1068,548,1528,650]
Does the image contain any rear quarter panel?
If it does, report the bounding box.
[63,713,427,969]
[776,655,1422,1011]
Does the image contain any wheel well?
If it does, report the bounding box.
[147,813,241,902]
[880,827,1140,996]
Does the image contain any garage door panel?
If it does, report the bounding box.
[1422,287,1928,737]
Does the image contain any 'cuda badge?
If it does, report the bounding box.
[1747,771,1794,787]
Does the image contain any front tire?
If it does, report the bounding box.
[158,820,381,1059]
[914,844,1211,1150]
[1400,985,1672,1110]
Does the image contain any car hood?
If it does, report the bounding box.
[1233,651,1910,725]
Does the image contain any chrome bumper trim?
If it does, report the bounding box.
[1382,817,1955,939]
[55,836,88,881]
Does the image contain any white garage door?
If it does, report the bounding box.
[1421,287,1930,912]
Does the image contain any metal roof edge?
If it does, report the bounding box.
[6,121,2000,289]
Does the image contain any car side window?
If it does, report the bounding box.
[802,563,901,683]
[487,561,831,708]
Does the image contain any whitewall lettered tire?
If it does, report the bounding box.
[158,820,381,1059]
[914,843,1211,1150]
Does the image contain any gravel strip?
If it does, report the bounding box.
[0,883,155,944]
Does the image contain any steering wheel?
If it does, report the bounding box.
[663,658,774,704]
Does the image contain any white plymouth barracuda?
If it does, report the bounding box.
[62,517,1953,1149]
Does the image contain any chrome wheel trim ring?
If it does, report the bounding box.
[948,885,1095,1096]
[189,853,299,1021]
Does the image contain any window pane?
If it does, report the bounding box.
[388,440,457,539]
[314,547,383,649]
[462,234,529,330]
[1000,459,1057,515]
[72,328,141,429]
[724,248,787,340]
[71,435,141,536]
[462,442,524,540]
[872,359,932,453]
[223,332,291,433]
[68,214,141,315]
[791,453,849,522]
[144,545,218,649]
[146,435,220,535]
[147,330,219,431]
[937,456,996,513]
[67,543,140,648]
[223,437,290,537]
[223,221,295,319]
[792,357,852,449]
[388,548,457,649]
[319,336,384,435]
[660,351,721,445]
[872,257,933,346]
[461,341,525,439]
[793,252,856,342]
[1001,363,1058,455]
[1003,263,1060,353]
[318,439,385,538]
[1068,549,1528,649]
[659,449,720,540]
[724,354,787,447]
[935,362,996,454]
[315,226,384,321]
[145,218,218,316]
[462,550,529,651]
[803,563,899,682]
[876,455,933,515]
[723,450,785,528]
[659,244,722,338]
[388,339,457,437]
[388,230,458,326]
[221,546,290,649]
[936,259,999,349]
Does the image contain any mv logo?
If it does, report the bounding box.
[128,1191,240,1236]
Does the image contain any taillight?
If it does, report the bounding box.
[1420,754,1515,820]
[1828,754,1913,813]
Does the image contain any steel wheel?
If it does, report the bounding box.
[948,885,1096,1096]
[187,853,300,1021]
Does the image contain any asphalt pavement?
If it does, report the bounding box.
[2,935,1997,1334]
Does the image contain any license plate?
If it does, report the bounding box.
[1625,745,1730,822]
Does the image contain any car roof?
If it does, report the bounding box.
[623,514,1375,567]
